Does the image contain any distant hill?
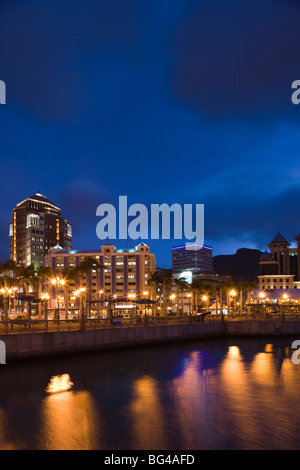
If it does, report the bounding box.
[213,248,263,282]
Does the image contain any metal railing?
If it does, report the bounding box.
[218,312,300,321]
[1,312,300,335]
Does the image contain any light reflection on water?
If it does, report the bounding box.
[130,376,166,450]
[0,337,300,450]
[40,390,102,450]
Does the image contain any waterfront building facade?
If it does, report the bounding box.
[251,288,300,303]
[9,192,72,268]
[44,243,156,317]
[258,232,300,291]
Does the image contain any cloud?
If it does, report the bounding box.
[1,0,300,265]
[186,164,300,252]
[56,180,112,237]
[170,0,300,118]
[0,0,152,120]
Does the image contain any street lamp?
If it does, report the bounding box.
[0,287,14,332]
[169,294,176,316]
[51,277,65,320]
[51,277,65,287]
[74,288,86,328]
[41,293,50,330]
[187,293,192,315]
[229,289,237,314]
[128,293,136,316]
[74,290,80,317]
[257,291,266,318]
[259,292,266,301]
[282,293,289,321]
[98,289,104,317]
[142,291,149,316]
[202,295,209,312]
[111,293,119,318]
[80,287,87,320]
[74,288,86,319]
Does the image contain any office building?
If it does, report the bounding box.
[172,243,213,274]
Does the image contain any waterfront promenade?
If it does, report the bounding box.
[2,314,300,361]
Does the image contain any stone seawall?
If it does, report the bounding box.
[2,320,300,362]
[225,320,300,336]
[0,321,225,361]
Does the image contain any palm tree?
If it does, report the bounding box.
[204,282,218,314]
[236,280,250,316]
[223,279,236,315]
[217,282,229,316]
[77,257,102,285]
[173,277,189,315]
[76,257,104,318]
[189,279,203,315]
[191,279,215,314]
[243,280,258,317]
[160,270,173,316]
[0,260,18,289]
[0,260,19,319]
[16,264,36,320]
[190,279,199,315]
[148,269,173,316]
[16,264,36,293]
[62,266,79,284]
[62,266,79,319]
[34,266,54,319]
[148,271,162,315]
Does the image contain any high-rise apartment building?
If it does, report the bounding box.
[9,192,72,267]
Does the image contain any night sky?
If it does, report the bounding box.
[1,0,300,267]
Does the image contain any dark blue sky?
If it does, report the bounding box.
[1,0,300,267]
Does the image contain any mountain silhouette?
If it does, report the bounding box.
[213,248,263,282]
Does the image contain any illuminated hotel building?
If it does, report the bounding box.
[44,243,156,316]
[9,192,72,268]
